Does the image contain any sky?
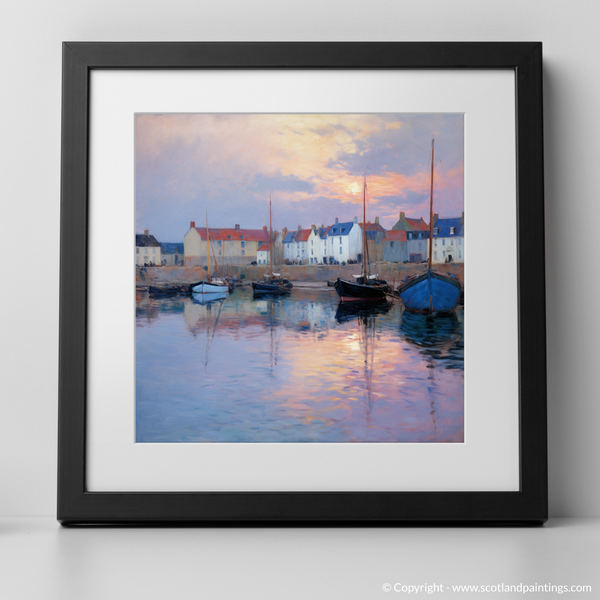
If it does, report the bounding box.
[135,113,463,242]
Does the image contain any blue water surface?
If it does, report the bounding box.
[136,287,464,443]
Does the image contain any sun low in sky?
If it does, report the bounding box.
[135,113,464,242]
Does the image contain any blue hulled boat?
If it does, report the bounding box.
[398,270,462,314]
[397,139,462,315]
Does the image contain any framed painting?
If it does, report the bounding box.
[58,42,547,524]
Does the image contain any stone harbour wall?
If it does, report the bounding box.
[137,262,464,287]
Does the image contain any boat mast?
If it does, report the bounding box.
[428,140,434,271]
[269,193,273,279]
[428,139,435,314]
[363,175,369,279]
[206,209,211,279]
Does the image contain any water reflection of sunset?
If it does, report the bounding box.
[136,289,463,443]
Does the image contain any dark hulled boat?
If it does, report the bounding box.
[334,177,390,302]
[252,194,293,296]
[334,277,390,302]
[397,140,462,315]
[252,277,293,294]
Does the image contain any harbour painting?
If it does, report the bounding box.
[135,113,464,443]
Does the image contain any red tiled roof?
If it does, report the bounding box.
[194,227,269,242]
[407,217,428,231]
[257,244,270,252]
[359,222,386,232]
[295,229,312,242]
[386,230,407,241]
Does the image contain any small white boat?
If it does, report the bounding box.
[192,280,229,293]
[192,211,231,294]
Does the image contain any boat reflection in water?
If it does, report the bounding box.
[191,291,229,305]
[399,309,464,369]
[334,300,392,324]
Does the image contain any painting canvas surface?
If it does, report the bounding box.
[135,113,464,444]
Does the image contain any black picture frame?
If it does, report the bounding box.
[58,42,547,525]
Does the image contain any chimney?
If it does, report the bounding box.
[375,216,380,225]
[235,224,240,231]
[335,217,339,224]
[297,225,302,231]
[144,229,149,236]
[311,224,316,231]
[432,213,439,228]
[263,225,268,231]
[190,221,195,229]
[400,211,405,221]
[461,211,464,225]
[353,216,358,224]
[282,227,288,238]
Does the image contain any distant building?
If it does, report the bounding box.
[307,224,331,264]
[282,230,297,263]
[136,230,161,266]
[257,244,270,265]
[326,217,362,264]
[282,226,312,264]
[384,230,408,263]
[359,217,386,263]
[184,221,270,267]
[431,213,464,264]
[406,229,429,263]
[160,242,184,266]
[391,212,429,232]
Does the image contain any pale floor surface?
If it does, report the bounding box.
[0,518,598,600]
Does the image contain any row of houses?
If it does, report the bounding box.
[136,211,464,268]
[279,211,464,265]
[135,230,184,267]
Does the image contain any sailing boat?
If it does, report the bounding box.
[192,210,231,294]
[252,194,293,295]
[397,140,462,314]
[334,177,390,302]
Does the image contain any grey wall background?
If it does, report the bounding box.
[1,0,598,517]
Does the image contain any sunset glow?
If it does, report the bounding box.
[136,113,464,242]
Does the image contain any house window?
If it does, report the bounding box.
[434,251,437,260]
[152,248,156,254]
[458,238,462,245]
[311,240,313,245]
[450,239,453,245]
[218,241,222,246]
[136,248,139,254]
[459,250,462,259]
[227,235,231,239]
[433,228,439,235]
[241,250,245,256]
[311,250,313,255]
[390,241,394,248]
[339,247,342,254]
[418,233,422,239]
[442,239,445,246]
[219,250,222,255]
[240,235,244,240]
[339,237,342,243]
[434,239,437,246]
[408,233,412,239]
[241,241,245,248]
[450,227,455,234]
[418,243,422,250]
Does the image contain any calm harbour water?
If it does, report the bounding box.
[136,287,464,443]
